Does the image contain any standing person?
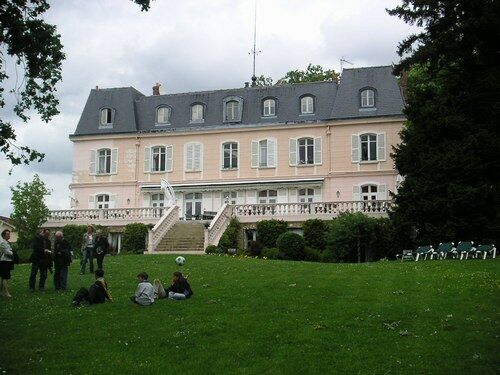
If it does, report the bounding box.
[0,229,14,298]
[94,230,109,270]
[53,231,72,291]
[165,271,193,300]
[29,229,52,292]
[130,272,155,306]
[71,269,113,307]
[81,225,95,275]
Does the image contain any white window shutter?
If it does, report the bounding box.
[144,147,151,172]
[111,148,118,174]
[377,133,386,161]
[351,134,360,163]
[185,144,193,171]
[166,146,173,171]
[314,137,322,165]
[109,194,117,209]
[267,138,276,167]
[100,109,106,125]
[378,184,388,200]
[289,138,297,166]
[352,185,361,200]
[88,195,95,209]
[89,150,96,175]
[314,188,322,202]
[251,141,259,168]
[246,190,257,204]
[289,188,298,202]
[194,143,202,171]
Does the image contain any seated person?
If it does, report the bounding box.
[71,269,112,307]
[165,271,193,300]
[130,272,155,306]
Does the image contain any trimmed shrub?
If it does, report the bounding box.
[122,223,148,254]
[247,240,263,257]
[303,219,328,250]
[218,218,241,252]
[205,245,223,254]
[277,232,305,260]
[256,220,288,248]
[261,247,279,259]
[303,246,322,262]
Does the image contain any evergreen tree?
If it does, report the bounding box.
[388,1,500,244]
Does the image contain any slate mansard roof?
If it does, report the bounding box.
[73,66,404,137]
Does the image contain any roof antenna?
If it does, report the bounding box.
[249,0,261,87]
[340,57,353,72]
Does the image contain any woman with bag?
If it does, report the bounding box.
[0,229,14,297]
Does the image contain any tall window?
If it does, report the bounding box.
[97,149,111,174]
[301,96,314,114]
[156,106,171,124]
[151,193,164,207]
[361,185,378,201]
[361,89,375,108]
[225,101,239,121]
[259,140,268,167]
[100,108,113,125]
[360,134,377,161]
[191,104,204,122]
[258,190,277,204]
[222,142,238,169]
[298,137,314,165]
[222,191,237,204]
[151,146,166,172]
[263,98,276,116]
[96,194,110,209]
[298,188,315,203]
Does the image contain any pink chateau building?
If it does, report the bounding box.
[46,66,405,252]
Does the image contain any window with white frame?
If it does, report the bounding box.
[151,193,164,207]
[351,133,386,163]
[298,188,315,202]
[361,89,375,108]
[361,185,378,201]
[191,104,204,122]
[96,194,110,209]
[151,146,166,172]
[100,108,113,125]
[300,96,314,114]
[298,137,314,165]
[97,148,111,174]
[289,137,322,166]
[185,142,202,171]
[156,106,171,124]
[258,190,277,204]
[225,101,239,121]
[251,138,276,168]
[222,142,238,169]
[259,140,268,167]
[222,191,237,204]
[263,98,276,116]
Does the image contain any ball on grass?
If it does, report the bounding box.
[175,256,186,266]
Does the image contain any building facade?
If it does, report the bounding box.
[69,66,404,220]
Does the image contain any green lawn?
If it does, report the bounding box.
[1,255,498,374]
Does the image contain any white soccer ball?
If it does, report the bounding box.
[175,256,186,266]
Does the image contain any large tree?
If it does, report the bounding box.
[0,0,150,168]
[388,1,500,244]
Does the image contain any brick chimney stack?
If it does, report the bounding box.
[152,82,161,95]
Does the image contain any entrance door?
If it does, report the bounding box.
[185,192,202,219]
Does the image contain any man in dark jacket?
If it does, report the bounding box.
[94,231,109,270]
[53,231,72,291]
[29,229,52,292]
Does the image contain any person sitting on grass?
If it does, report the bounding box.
[130,272,155,306]
[71,269,112,307]
[165,271,193,300]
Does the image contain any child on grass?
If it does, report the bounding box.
[164,271,193,300]
[71,269,112,307]
[130,272,155,306]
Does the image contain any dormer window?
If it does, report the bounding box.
[223,96,243,123]
[191,104,204,122]
[156,106,171,124]
[361,89,375,108]
[300,95,314,114]
[100,108,114,126]
[263,98,276,117]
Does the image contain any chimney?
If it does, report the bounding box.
[152,82,161,95]
[244,82,250,88]
[95,86,99,90]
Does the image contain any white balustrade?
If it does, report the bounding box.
[204,204,233,248]
[147,205,179,252]
[46,207,166,224]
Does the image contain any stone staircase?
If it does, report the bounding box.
[155,221,206,253]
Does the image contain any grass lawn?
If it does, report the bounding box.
[0,255,498,374]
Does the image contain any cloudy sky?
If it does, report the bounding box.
[0,0,416,216]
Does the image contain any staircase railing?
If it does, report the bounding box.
[204,203,233,249]
[147,205,179,253]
